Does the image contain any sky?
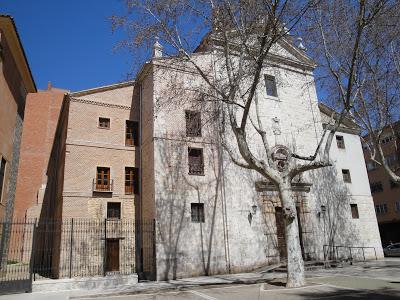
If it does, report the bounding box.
[1,0,134,92]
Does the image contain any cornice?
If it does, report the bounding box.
[69,97,132,110]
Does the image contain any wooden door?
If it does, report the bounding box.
[106,239,120,272]
[275,207,287,259]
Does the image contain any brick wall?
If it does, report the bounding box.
[14,87,66,220]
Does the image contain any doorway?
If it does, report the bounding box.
[106,239,120,272]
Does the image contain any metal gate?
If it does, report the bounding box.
[0,220,36,294]
[0,218,156,295]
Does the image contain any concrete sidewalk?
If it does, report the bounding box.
[1,258,399,300]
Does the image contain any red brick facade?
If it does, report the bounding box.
[13,85,66,220]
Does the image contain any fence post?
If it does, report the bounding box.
[33,218,37,281]
[349,247,352,263]
[362,247,365,261]
[69,218,74,278]
[103,218,107,276]
[152,219,156,281]
[29,219,37,283]
[374,247,377,260]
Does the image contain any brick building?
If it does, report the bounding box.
[31,34,383,281]
[364,122,400,246]
[13,83,66,220]
[30,82,139,278]
[0,15,36,221]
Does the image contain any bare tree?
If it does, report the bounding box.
[111,0,357,287]
[301,0,400,183]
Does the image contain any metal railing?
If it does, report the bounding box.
[323,244,377,263]
[92,179,114,192]
[0,218,155,284]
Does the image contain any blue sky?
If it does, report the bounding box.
[1,0,133,92]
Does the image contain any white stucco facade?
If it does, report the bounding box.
[136,36,383,280]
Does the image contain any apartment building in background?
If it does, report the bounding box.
[364,122,400,246]
[0,15,36,221]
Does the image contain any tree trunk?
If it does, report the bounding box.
[279,179,305,288]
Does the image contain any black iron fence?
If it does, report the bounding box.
[0,218,155,294]
[323,244,378,262]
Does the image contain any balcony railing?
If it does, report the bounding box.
[93,179,114,192]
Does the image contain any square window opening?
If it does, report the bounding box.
[126,120,139,146]
[191,203,205,223]
[188,147,204,175]
[107,202,121,219]
[336,135,345,149]
[342,169,351,183]
[99,117,110,129]
[265,75,278,97]
[185,111,202,137]
[125,167,139,194]
[350,204,359,219]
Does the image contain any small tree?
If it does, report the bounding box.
[112,0,352,287]
[301,0,400,183]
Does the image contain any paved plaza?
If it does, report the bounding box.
[1,258,399,300]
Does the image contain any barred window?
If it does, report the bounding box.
[390,180,400,189]
[107,202,121,219]
[188,148,204,175]
[350,204,359,219]
[185,111,201,137]
[370,182,383,193]
[191,203,205,223]
[265,75,278,97]
[126,121,139,146]
[375,203,388,215]
[342,169,351,183]
[336,135,345,149]
[99,117,110,129]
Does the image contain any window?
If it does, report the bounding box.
[395,201,400,212]
[391,180,400,189]
[265,75,278,97]
[107,202,121,219]
[375,203,388,214]
[366,161,379,171]
[350,204,359,219]
[191,203,205,223]
[188,148,204,175]
[0,158,6,203]
[342,169,351,183]
[96,167,111,191]
[370,182,383,193]
[336,135,345,149]
[385,153,398,166]
[185,111,202,137]
[99,117,110,129]
[380,135,394,145]
[125,167,139,194]
[125,121,139,146]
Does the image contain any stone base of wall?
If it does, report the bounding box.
[32,273,138,292]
